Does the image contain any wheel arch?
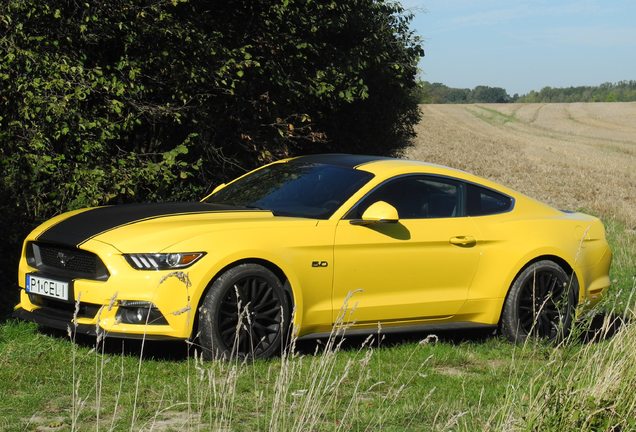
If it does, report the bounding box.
[518,254,574,277]
[498,253,580,325]
[190,256,300,339]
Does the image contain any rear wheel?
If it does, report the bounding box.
[500,260,578,343]
[198,264,290,359]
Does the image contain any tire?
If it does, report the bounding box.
[500,260,578,343]
[198,264,290,360]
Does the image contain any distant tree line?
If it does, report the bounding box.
[417,80,636,104]
[416,82,512,104]
[517,81,636,103]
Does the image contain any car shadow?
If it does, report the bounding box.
[368,223,411,240]
[34,311,628,362]
[38,325,496,362]
[293,326,497,356]
[294,312,631,355]
[39,326,193,360]
[578,311,628,344]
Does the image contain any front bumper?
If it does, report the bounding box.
[13,305,182,341]
[17,239,204,340]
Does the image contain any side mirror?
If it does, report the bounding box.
[350,201,399,226]
[211,183,226,194]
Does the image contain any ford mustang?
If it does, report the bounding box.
[15,154,612,358]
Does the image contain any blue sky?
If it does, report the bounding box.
[404,0,636,95]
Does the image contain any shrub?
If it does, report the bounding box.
[0,0,423,317]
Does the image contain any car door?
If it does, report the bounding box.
[332,175,481,325]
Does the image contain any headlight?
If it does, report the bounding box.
[124,252,205,270]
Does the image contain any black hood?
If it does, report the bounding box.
[36,202,251,247]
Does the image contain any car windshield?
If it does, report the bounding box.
[204,161,374,219]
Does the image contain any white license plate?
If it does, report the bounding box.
[26,274,69,301]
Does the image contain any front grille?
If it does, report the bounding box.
[27,242,110,280]
[39,245,97,274]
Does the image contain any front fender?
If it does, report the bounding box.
[192,249,306,334]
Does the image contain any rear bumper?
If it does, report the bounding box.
[13,307,182,341]
[581,242,613,306]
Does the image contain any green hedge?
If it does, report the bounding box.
[0,0,423,317]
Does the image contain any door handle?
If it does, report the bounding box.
[449,236,476,247]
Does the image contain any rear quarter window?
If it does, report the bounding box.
[466,183,513,216]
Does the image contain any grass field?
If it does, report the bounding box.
[1,103,634,431]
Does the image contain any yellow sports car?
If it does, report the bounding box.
[15,154,611,358]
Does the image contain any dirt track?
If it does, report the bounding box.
[406,103,636,227]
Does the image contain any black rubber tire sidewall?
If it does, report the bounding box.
[500,260,578,343]
[198,263,290,360]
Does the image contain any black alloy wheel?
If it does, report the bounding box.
[198,263,290,360]
[501,260,578,343]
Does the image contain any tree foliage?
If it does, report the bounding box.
[0,0,423,317]
[416,81,511,104]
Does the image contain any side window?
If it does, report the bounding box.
[349,176,461,219]
[466,183,513,216]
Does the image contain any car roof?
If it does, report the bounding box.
[292,154,394,168]
[292,153,465,175]
[291,154,517,197]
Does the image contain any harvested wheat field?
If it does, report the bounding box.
[406,102,636,227]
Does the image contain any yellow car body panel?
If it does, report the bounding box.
[15,155,612,342]
[333,216,482,324]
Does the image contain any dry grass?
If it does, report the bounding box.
[406,103,636,227]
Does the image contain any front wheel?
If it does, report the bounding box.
[500,260,578,343]
[198,264,290,359]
